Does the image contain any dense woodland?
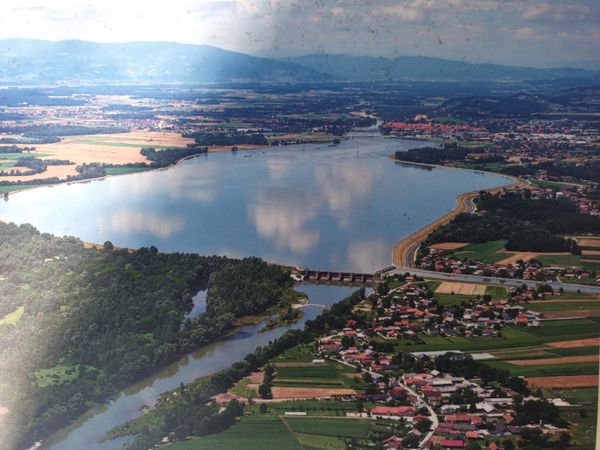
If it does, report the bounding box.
[394,144,488,165]
[0,223,294,450]
[501,159,600,183]
[184,131,268,146]
[424,191,599,253]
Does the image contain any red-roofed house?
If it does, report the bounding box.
[440,440,465,449]
[371,406,416,420]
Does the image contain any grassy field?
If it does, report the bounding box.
[33,364,84,387]
[393,318,600,353]
[531,179,577,189]
[275,344,319,363]
[484,360,599,378]
[104,167,152,175]
[273,362,362,390]
[0,305,24,326]
[247,400,368,417]
[0,153,49,159]
[547,387,598,405]
[230,378,257,399]
[560,405,597,449]
[434,292,478,306]
[0,185,39,194]
[448,240,507,263]
[536,254,600,271]
[527,301,600,313]
[489,345,599,361]
[485,285,507,299]
[455,161,508,172]
[166,416,302,450]
[284,417,371,439]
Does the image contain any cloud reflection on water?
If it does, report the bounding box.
[248,189,320,254]
[98,210,185,238]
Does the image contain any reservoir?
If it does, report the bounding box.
[0,135,510,272]
[6,134,513,448]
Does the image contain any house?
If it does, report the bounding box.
[371,406,416,420]
[440,439,465,449]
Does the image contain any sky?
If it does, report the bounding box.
[0,0,599,68]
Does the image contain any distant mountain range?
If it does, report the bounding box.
[280,54,598,82]
[0,39,598,84]
[0,39,330,84]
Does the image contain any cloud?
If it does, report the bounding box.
[522,2,551,20]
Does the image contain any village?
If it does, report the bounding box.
[216,277,598,450]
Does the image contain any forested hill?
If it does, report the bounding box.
[0,39,332,84]
[0,222,293,450]
[279,54,599,82]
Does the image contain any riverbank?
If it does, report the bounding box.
[391,157,527,267]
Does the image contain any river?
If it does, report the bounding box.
[44,284,360,449]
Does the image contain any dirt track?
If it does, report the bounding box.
[508,355,599,365]
[547,338,600,348]
[526,375,599,388]
[271,387,355,399]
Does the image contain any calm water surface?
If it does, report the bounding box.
[2,136,510,272]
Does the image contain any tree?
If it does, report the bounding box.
[558,432,571,449]
[502,439,515,450]
[258,383,272,399]
[103,240,114,251]
[414,418,432,433]
[402,434,420,448]
[465,443,482,450]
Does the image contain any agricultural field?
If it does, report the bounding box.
[447,239,508,263]
[485,285,507,299]
[536,254,600,271]
[525,300,600,319]
[247,400,366,417]
[165,411,373,450]
[484,360,598,378]
[435,281,486,296]
[165,416,302,450]
[393,318,600,353]
[270,361,363,399]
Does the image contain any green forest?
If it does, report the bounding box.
[424,191,599,253]
[0,223,294,450]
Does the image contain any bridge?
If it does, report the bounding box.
[293,268,383,285]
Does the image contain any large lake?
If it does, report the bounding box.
[1,135,510,272]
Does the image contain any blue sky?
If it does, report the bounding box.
[1,0,599,68]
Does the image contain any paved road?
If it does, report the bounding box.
[389,267,600,294]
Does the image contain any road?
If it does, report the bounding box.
[390,266,600,294]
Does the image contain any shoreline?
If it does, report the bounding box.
[391,156,527,268]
